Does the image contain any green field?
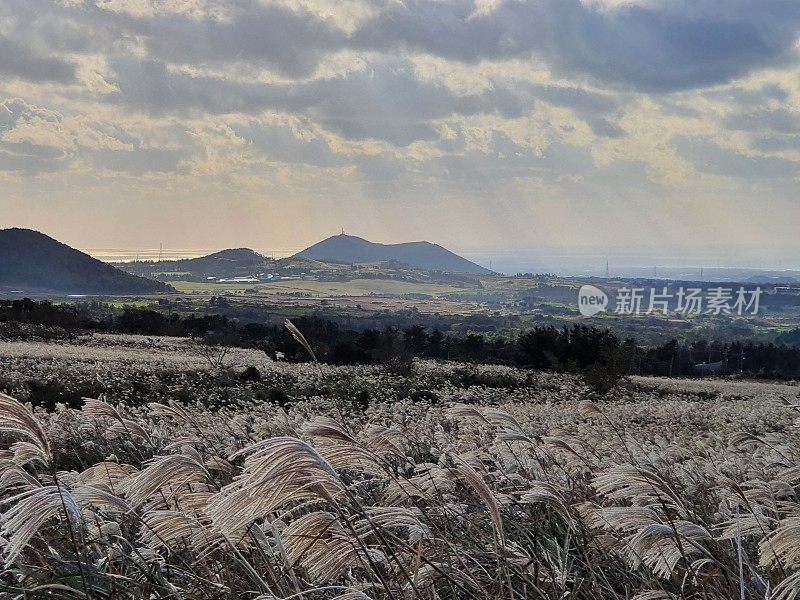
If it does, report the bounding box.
[168,278,465,297]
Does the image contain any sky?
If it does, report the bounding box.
[0,0,799,265]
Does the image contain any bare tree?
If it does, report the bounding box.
[192,332,237,371]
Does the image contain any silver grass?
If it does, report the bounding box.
[10,441,49,467]
[139,509,219,551]
[282,510,385,583]
[519,481,572,523]
[207,437,343,539]
[593,464,688,517]
[76,461,138,492]
[302,417,357,444]
[384,466,456,504]
[123,453,212,509]
[0,392,50,463]
[760,517,800,569]
[285,319,319,364]
[0,458,41,493]
[455,460,505,546]
[0,484,81,567]
[84,397,153,444]
[72,484,130,514]
[255,590,373,600]
[360,424,407,459]
[407,562,482,596]
[772,570,800,600]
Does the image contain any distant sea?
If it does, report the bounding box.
[85,247,800,283]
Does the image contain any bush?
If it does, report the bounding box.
[239,366,262,383]
[581,344,631,395]
[25,379,102,412]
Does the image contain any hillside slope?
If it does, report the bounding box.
[0,228,172,294]
[295,234,492,274]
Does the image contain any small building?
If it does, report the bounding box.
[694,361,724,375]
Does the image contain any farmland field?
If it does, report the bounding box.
[0,333,799,598]
[169,279,468,297]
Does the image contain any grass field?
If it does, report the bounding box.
[1,333,800,598]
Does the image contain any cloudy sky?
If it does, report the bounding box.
[1,0,799,264]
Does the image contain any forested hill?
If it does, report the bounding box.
[296,234,492,274]
[0,228,172,294]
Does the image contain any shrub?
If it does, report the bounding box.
[239,366,262,383]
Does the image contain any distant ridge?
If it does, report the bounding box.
[115,248,272,279]
[0,228,172,294]
[158,248,268,276]
[295,234,492,274]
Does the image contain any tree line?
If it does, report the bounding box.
[3,299,800,384]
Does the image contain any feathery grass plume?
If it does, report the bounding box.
[285,319,319,364]
[718,510,778,541]
[207,437,344,539]
[0,458,41,493]
[76,461,138,492]
[632,593,680,600]
[9,441,49,467]
[230,436,341,486]
[454,460,505,546]
[147,401,193,424]
[384,464,456,504]
[593,464,689,517]
[282,510,386,583]
[84,397,153,445]
[304,418,409,475]
[772,570,800,600]
[123,453,212,509]
[579,502,715,579]
[354,506,429,542]
[579,400,606,421]
[0,392,50,463]
[302,416,357,444]
[481,408,525,434]
[407,562,483,597]
[519,481,572,523]
[445,405,486,422]
[627,521,714,579]
[360,424,407,461]
[0,484,81,567]
[543,434,598,470]
[72,484,130,514]
[759,517,800,570]
[139,509,218,551]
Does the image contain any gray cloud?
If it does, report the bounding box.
[8,0,797,93]
[353,0,800,92]
[134,1,346,78]
[725,108,800,134]
[674,136,800,179]
[109,58,540,145]
[0,37,76,83]
[231,120,345,167]
[749,134,800,153]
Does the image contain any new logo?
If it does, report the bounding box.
[578,285,608,317]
